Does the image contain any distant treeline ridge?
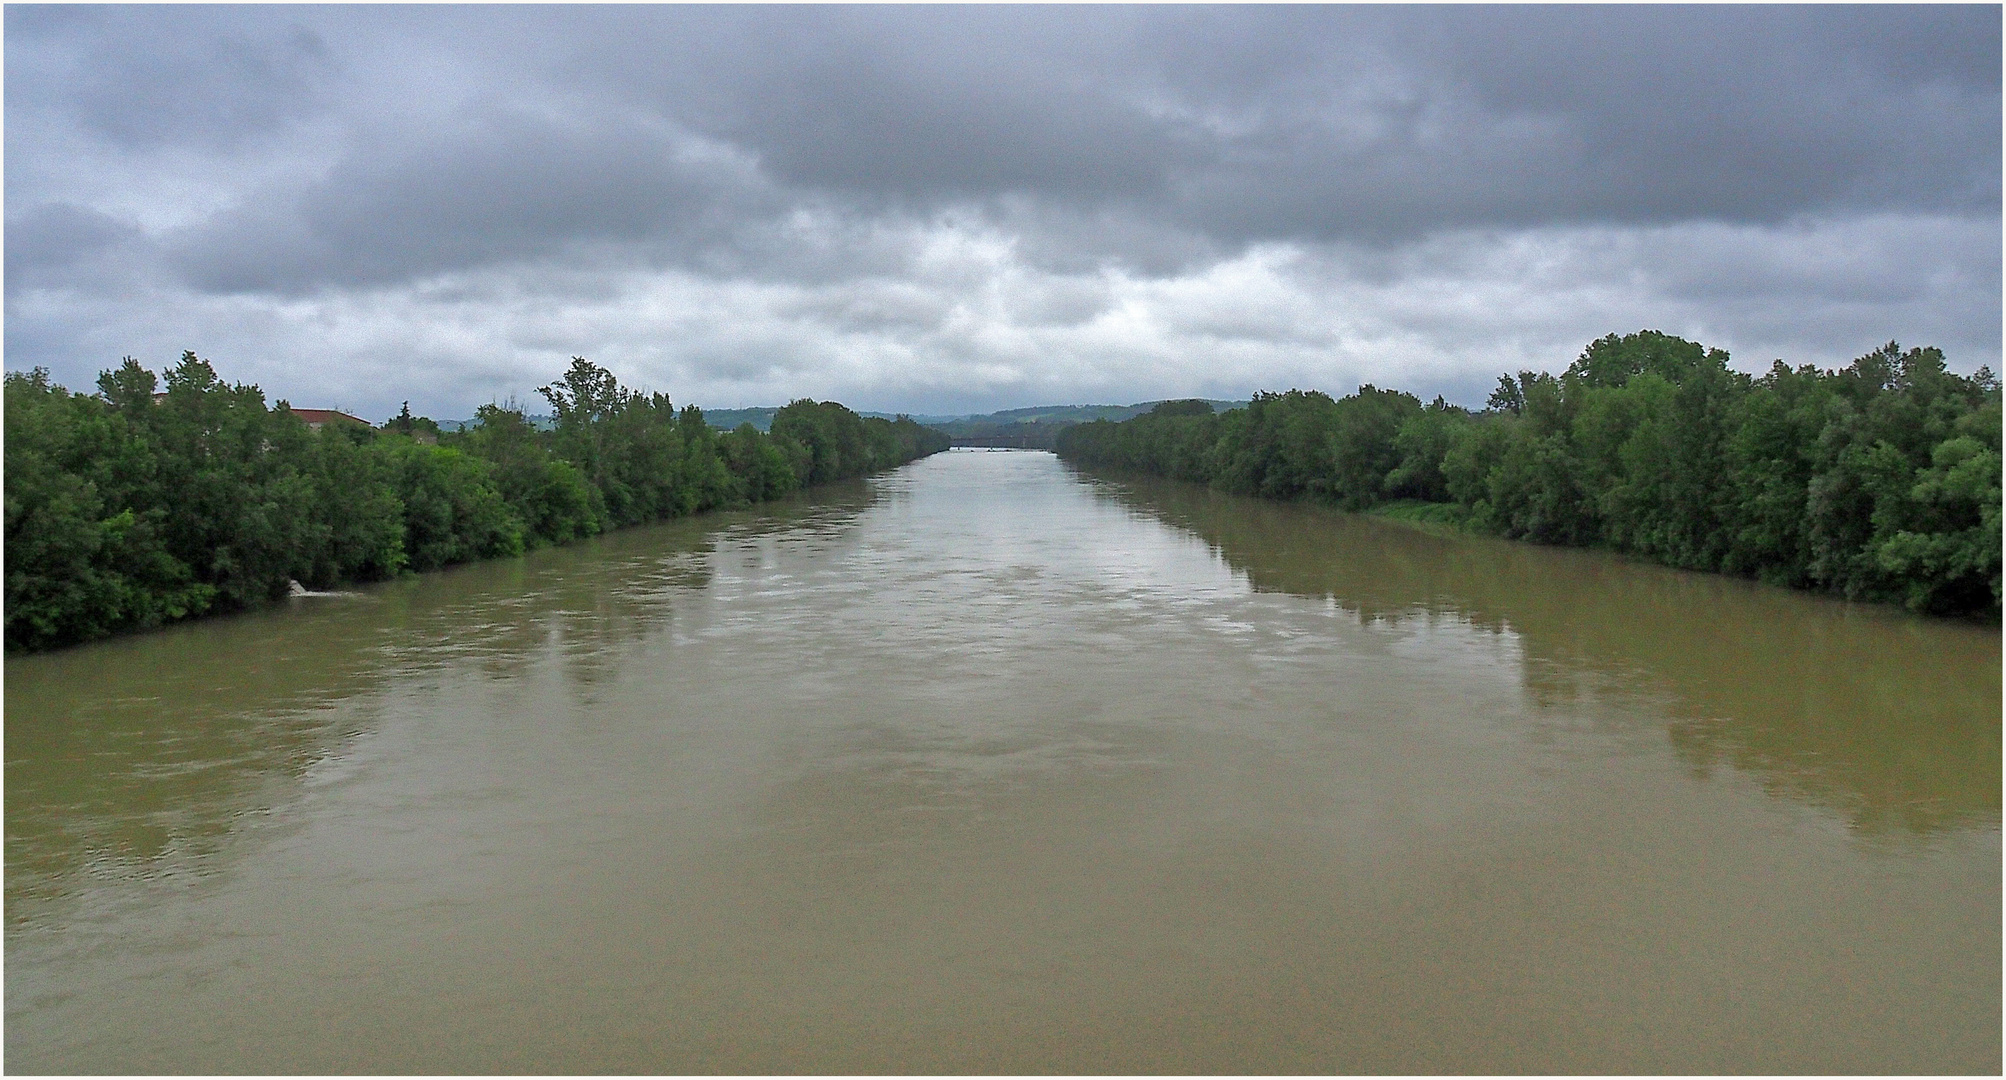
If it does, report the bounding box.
[5,354,950,651]
[1056,332,2001,618]
[927,401,1252,449]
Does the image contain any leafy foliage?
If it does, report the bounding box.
[1058,331,2001,618]
[6,356,948,651]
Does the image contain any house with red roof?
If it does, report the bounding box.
[285,408,368,431]
[150,391,368,432]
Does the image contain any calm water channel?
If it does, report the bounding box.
[6,449,1999,1072]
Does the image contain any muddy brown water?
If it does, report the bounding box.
[6,449,1998,1072]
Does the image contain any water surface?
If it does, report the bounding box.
[7,449,1998,1072]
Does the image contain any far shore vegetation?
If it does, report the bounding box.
[1057,331,2001,620]
[5,354,949,652]
[10,330,1999,653]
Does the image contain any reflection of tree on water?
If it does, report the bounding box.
[3,483,878,929]
[1082,467,2001,838]
[5,599,401,931]
[523,481,878,695]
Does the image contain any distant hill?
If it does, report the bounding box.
[702,407,781,432]
[927,399,1249,449]
[701,407,959,432]
[438,413,555,433]
[443,400,1247,442]
[439,406,946,434]
[703,399,1252,447]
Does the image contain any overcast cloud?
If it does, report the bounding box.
[6,5,1998,419]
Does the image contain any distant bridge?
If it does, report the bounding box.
[948,433,1056,450]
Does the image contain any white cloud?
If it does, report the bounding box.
[11,211,1994,421]
[7,8,1995,416]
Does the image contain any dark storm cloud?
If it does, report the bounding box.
[5,5,336,151]
[7,201,145,275]
[629,6,1205,202]
[169,101,776,293]
[15,5,1996,294]
[1389,6,2002,219]
[623,5,2000,240]
[5,6,1997,418]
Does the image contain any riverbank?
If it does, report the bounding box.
[1057,331,2001,619]
[10,449,1995,1073]
[5,355,949,653]
[1366,498,1467,530]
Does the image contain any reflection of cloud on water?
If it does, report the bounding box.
[1082,466,2002,839]
[707,453,1555,895]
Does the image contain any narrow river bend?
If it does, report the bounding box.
[7,449,1999,1072]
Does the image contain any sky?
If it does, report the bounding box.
[6,5,2000,421]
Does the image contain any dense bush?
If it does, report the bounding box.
[5,354,948,651]
[769,398,949,484]
[1058,332,2001,618]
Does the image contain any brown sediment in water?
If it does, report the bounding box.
[6,450,1997,1073]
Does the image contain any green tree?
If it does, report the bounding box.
[460,403,601,544]
[387,442,524,572]
[1056,331,1999,618]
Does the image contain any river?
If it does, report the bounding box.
[6,448,1998,1072]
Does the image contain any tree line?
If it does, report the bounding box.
[1055,332,2001,618]
[5,353,949,651]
